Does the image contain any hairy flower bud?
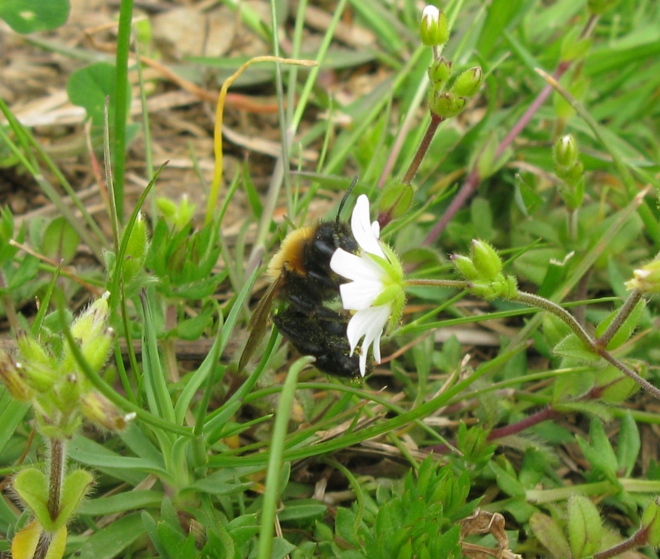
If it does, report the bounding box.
[428,58,452,88]
[452,66,483,98]
[419,5,448,47]
[428,90,466,118]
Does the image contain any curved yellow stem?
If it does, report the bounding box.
[205,56,318,225]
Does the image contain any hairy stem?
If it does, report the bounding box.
[596,289,643,349]
[47,438,66,522]
[513,291,593,348]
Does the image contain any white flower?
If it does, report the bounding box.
[330,195,405,377]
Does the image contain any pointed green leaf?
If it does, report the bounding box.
[54,469,94,529]
[13,469,50,527]
[553,333,599,363]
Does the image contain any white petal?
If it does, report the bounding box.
[331,249,385,283]
[351,195,385,258]
[346,304,391,376]
[422,5,440,21]
[339,280,382,310]
[371,220,380,239]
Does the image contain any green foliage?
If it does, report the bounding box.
[146,218,226,300]
[67,62,132,139]
[333,458,473,559]
[0,0,69,33]
[2,0,660,557]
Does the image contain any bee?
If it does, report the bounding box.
[239,183,371,379]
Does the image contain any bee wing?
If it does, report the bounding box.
[238,274,285,372]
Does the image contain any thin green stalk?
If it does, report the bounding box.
[256,356,311,559]
[113,0,135,222]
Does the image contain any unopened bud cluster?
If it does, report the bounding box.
[420,6,482,119]
[452,240,518,300]
[0,293,134,438]
[553,135,585,211]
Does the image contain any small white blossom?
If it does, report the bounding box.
[421,5,440,23]
[330,195,405,377]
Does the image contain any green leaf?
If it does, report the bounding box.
[67,62,130,133]
[594,299,645,351]
[576,418,619,480]
[529,512,571,559]
[172,304,214,341]
[270,537,297,559]
[12,469,50,528]
[72,512,144,559]
[78,490,163,515]
[156,522,198,559]
[335,507,360,547]
[0,0,69,33]
[617,411,640,478]
[41,217,80,263]
[6,255,40,292]
[489,461,526,498]
[553,369,595,403]
[553,333,599,363]
[55,469,94,529]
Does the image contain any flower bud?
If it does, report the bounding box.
[468,275,518,301]
[0,352,33,401]
[567,495,602,558]
[81,326,113,374]
[451,254,478,280]
[428,58,452,88]
[81,392,136,431]
[17,334,52,369]
[428,90,466,119]
[121,212,149,283]
[626,260,660,293]
[156,195,196,232]
[641,496,660,546]
[451,66,483,98]
[70,293,110,345]
[56,373,82,413]
[471,240,503,281]
[553,135,584,183]
[378,182,415,226]
[554,135,578,169]
[419,5,448,47]
[22,360,58,393]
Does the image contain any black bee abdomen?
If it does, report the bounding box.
[273,308,364,379]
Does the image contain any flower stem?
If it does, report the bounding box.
[405,278,470,290]
[47,438,66,522]
[513,291,593,348]
[402,113,443,185]
[595,289,643,349]
[593,525,650,559]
